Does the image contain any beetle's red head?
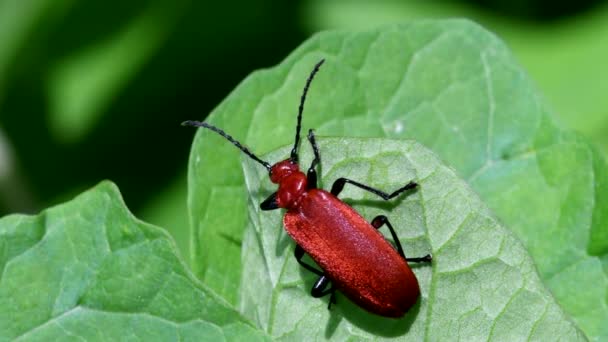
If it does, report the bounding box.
[270,159,299,184]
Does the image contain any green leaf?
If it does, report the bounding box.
[239,137,584,340]
[304,0,608,156]
[187,20,607,340]
[0,181,267,341]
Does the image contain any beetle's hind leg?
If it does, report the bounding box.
[371,215,432,263]
[311,275,337,309]
[294,244,323,276]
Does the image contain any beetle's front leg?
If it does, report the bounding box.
[306,129,321,189]
[331,178,417,199]
[260,192,279,210]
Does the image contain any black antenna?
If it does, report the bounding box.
[290,59,325,163]
[182,120,271,171]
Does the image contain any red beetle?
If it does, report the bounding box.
[183,59,431,318]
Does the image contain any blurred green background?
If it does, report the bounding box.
[1,0,607,260]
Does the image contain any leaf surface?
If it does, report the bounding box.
[239,138,584,340]
[0,182,267,341]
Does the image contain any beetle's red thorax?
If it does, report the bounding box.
[270,159,308,209]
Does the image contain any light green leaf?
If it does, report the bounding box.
[240,137,584,340]
[0,181,267,341]
[187,20,607,340]
[304,0,608,156]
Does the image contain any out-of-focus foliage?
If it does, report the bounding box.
[0,0,305,257]
[465,0,604,20]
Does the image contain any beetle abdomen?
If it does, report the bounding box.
[284,189,420,317]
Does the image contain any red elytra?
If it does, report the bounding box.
[183,59,431,318]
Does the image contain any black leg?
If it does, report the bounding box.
[260,192,279,210]
[306,129,320,189]
[294,245,323,276]
[371,215,432,263]
[406,254,432,263]
[331,178,417,199]
[371,215,406,259]
[295,244,338,309]
[311,275,337,309]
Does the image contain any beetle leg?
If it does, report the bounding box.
[371,215,406,259]
[305,129,320,189]
[405,254,432,263]
[294,244,323,276]
[295,245,338,309]
[311,275,337,309]
[260,192,279,210]
[311,275,332,297]
[371,215,433,263]
[328,290,337,309]
[330,178,417,199]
